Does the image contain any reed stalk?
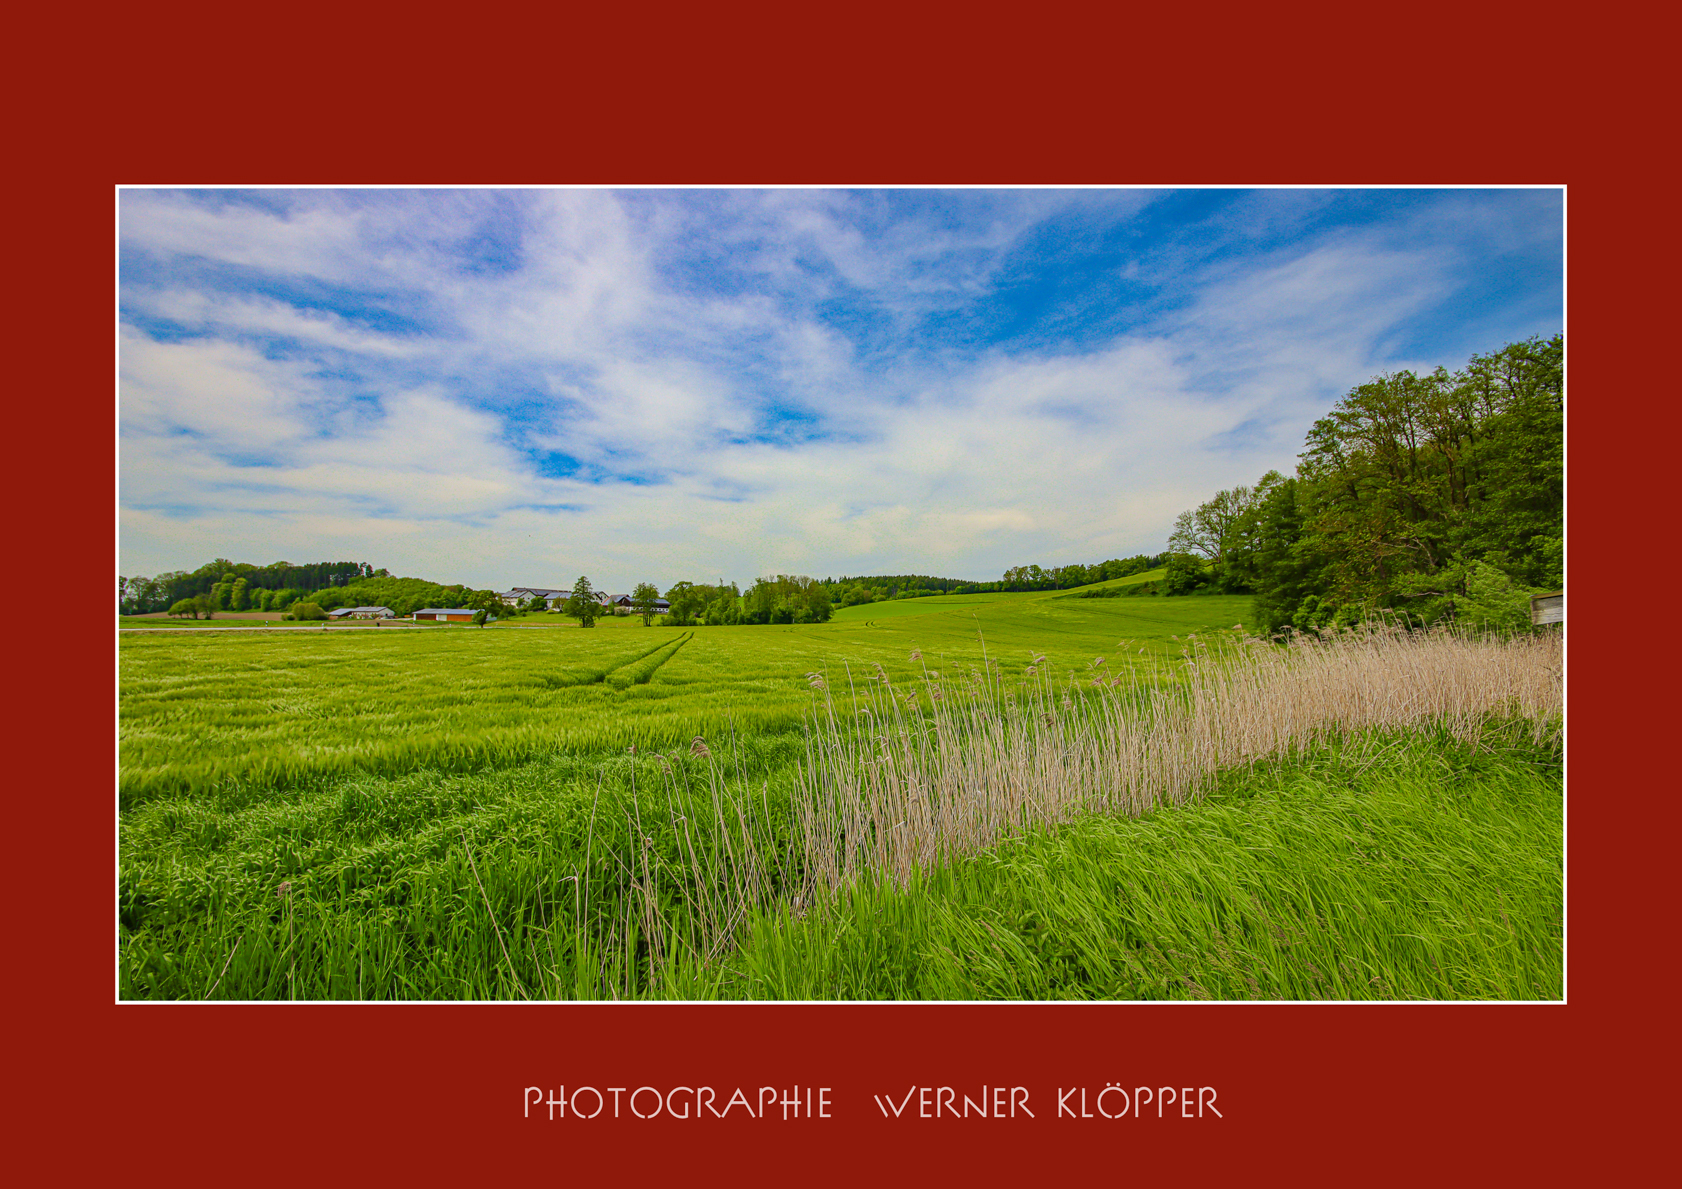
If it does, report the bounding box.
[794,622,1562,891]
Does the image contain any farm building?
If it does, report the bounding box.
[412,608,478,622]
[504,588,616,609]
[500,587,570,607]
[609,594,671,614]
[327,605,395,620]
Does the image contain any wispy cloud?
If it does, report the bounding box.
[119,188,1563,587]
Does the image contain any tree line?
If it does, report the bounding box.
[818,557,1171,606]
[1164,334,1563,632]
[122,559,506,621]
[558,575,837,627]
[121,559,386,615]
[125,554,1179,624]
[989,554,1168,592]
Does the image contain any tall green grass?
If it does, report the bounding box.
[796,622,1561,889]
[120,616,1563,1001]
[119,722,1561,1000]
[713,725,1562,1000]
[120,732,808,1000]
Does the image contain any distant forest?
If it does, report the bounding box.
[123,560,375,614]
[119,560,502,619]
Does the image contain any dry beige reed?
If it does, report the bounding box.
[796,623,1563,890]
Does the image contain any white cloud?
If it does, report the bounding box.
[121,192,370,282]
[128,289,422,356]
[119,325,318,453]
[118,189,1558,589]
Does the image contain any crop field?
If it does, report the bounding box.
[118,588,1564,1001]
[119,592,1251,805]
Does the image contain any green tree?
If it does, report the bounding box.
[631,582,662,626]
[664,581,703,625]
[1454,560,1535,632]
[1169,481,1270,587]
[230,576,250,611]
[1448,337,1564,584]
[167,598,199,619]
[565,576,600,627]
[744,574,832,624]
[472,608,490,628]
[1226,476,1323,633]
[1162,553,1209,596]
[1186,335,1562,632]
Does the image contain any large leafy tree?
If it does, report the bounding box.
[631,582,662,626]
[664,581,704,623]
[1168,482,1266,567]
[565,576,601,627]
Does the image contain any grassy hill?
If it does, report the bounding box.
[1055,566,1168,595]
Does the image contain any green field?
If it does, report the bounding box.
[720,724,1563,1000]
[118,588,1562,1001]
[120,592,1252,805]
[1052,565,1168,595]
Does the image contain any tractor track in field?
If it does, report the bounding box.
[604,631,693,688]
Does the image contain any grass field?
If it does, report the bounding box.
[119,592,1252,805]
[720,725,1563,1000]
[121,611,293,627]
[1053,566,1168,595]
[118,588,1563,1001]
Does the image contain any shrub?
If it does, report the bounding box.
[1163,553,1209,596]
[1456,561,1534,632]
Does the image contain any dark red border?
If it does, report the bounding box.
[24,10,1664,1183]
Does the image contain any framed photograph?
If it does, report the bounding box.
[23,11,1661,1180]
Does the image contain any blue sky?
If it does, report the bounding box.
[118,188,1563,590]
